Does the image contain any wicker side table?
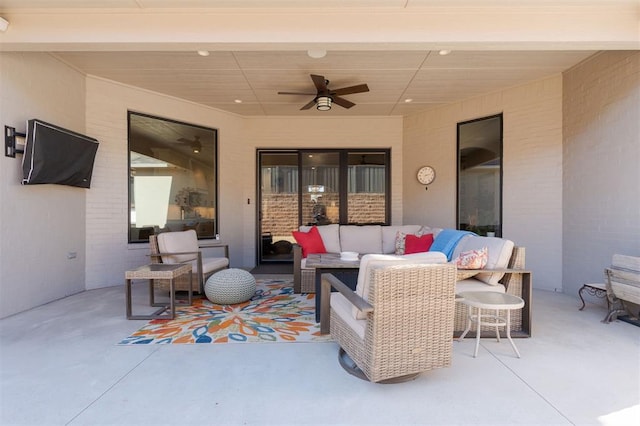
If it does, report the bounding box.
[125,263,192,320]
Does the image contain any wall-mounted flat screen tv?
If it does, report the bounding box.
[22,119,99,189]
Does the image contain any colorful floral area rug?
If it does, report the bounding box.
[119,278,331,345]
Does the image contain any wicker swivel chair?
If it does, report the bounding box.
[327,258,456,383]
[149,230,229,293]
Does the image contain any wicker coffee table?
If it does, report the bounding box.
[125,263,192,320]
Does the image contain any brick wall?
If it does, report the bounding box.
[262,193,386,238]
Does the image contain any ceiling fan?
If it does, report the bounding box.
[278,74,369,111]
[177,135,202,153]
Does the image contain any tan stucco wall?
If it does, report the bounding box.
[403,75,564,291]
[0,52,87,317]
[563,51,640,301]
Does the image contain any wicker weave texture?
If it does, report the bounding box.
[310,246,526,335]
[148,235,194,292]
[330,263,456,383]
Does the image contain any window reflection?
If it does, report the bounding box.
[128,112,218,242]
[457,114,502,237]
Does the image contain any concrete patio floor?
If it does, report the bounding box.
[1,274,638,426]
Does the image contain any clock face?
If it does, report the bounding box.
[417,166,435,185]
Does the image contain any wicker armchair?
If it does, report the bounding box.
[149,230,229,293]
[327,261,457,383]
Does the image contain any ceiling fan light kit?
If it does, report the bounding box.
[316,96,332,111]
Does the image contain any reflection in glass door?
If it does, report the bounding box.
[301,152,340,226]
[258,152,298,263]
[257,149,390,264]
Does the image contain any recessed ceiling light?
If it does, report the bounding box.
[234,99,242,103]
[439,50,451,56]
[307,48,327,59]
[197,50,210,57]
[404,99,413,103]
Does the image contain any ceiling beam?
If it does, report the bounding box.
[1,4,638,51]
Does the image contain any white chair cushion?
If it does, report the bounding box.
[300,224,341,253]
[157,230,199,263]
[454,236,514,285]
[455,278,506,294]
[352,252,447,319]
[331,293,366,340]
[381,225,422,254]
[340,225,382,254]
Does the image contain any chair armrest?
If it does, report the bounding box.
[323,273,373,314]
[152,250,201,256]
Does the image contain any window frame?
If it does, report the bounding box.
[127,111,219,243]
[456,113,503,237]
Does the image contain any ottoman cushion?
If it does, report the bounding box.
[205,268,256,305]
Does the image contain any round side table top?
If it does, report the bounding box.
[458,291,524,310]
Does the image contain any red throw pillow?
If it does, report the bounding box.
[292,226,327,258]
[404,233,434,254]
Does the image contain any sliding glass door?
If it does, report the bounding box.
[257,149,390,264]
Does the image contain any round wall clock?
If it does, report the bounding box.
[416,165,436,185]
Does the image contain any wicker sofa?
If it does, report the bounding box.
[292,224,530,337]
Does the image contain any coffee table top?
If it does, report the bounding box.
[458,291,524,309]
[305,253,361,269]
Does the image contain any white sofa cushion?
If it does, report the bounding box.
[455,278,506,294]
[340,225,382,254]
[331,292,367,339]
[381,225,422,254]
[454,236,514,285]
[353,252,447,319]
[300,224,341,253]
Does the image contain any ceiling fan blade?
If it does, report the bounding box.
[278,91,316,95]
[332,96,355,109]
[310,74,328,93]
[300,99,316,110]
[332,84,370,96]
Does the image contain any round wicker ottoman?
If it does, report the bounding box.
[204,268,256,305]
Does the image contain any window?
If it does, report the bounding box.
[457,114,503,237]
[128,112,218,242]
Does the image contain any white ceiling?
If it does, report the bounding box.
[51,50,595,117]
[1,0,637,117]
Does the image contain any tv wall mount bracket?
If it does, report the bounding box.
[5,125,25,158]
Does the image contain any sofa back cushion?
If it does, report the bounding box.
[381,225,423,254]
[340,225,382,254]
[352,252,447,319]
[300,224,341,253]
[454,236,514,285]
